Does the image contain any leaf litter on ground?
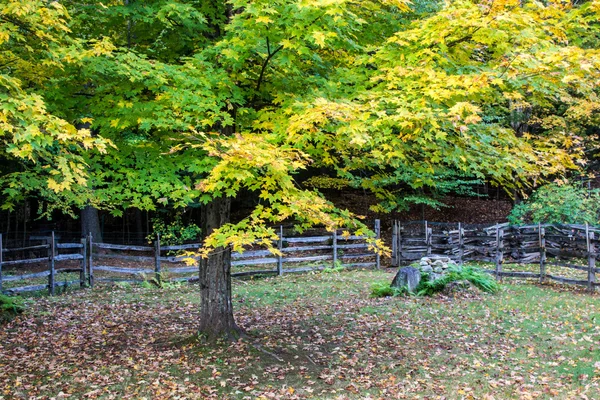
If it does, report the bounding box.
[1,269,600,399]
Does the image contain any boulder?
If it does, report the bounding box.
[420,265,433,274]
[440,280,478,296]
[391,267,421,293]
[429,272,443,281]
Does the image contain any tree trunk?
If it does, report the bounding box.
[81,205,103,243]
[134,208,145,243]
[198,196,240,340]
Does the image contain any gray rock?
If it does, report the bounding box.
[429,272,443,281]
[391,267,421,293]
[433,266,443,273]
[420,265,433,274]
[440,280,477,296]
[433,260,444,266]
[420,261,430,267]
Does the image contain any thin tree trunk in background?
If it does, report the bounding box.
[22,202,27,245]
[198,196,240,341]
[81,205,103,243]
[135,208,145,243]
[146,210,150,237]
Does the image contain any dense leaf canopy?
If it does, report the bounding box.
[1,0,599,247]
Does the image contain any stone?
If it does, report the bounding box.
[433,266,443,273]
[440,280,478,296]
[391,267,421,293]
[420,265,433,274]
[433,260,444,266]
[429,272,443,281]
[420,260,430,267]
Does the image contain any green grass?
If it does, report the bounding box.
[1,267,600,399]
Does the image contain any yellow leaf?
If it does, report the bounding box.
[312,31,326,47]
[256,16,273,24]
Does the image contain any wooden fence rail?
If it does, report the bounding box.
[1,221,381,295]
[6,219,599,295]
[392,221,600,292]
[0,233,86,295]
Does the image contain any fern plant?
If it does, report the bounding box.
[370,281,410,297]
[416,265,499,296]
[1,294,25,322]
[371,265,499,298]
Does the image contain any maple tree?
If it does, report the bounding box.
[2,0,599,339]
[0,1,110,211]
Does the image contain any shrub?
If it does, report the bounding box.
[323,261,345,274]
[416,265,499,296]
[1,294,25,322]
[371,265,499,298]
[370,281,409,297]
[147,214,202,246]
[509,183,600,225]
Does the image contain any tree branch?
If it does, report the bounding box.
[255,38,284,93]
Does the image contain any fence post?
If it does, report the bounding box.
[587,224,596,293]
[375,219,381,269]
[88,233,94,288]
[398,222,403,266]
[80,237,87,288]
[332,229,338,268]
[277,225,283,276]
[495,226,504,281]
[424,221,429,256]
[426,228,432,256]
[391,221,398,267]
[458,223,464,266]
[539,223,546,284]
[154,233,162,284]
[49,231,56,295]
[0,233,3,293]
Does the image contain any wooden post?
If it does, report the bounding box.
[539,223,546,284]
[332,229,338,268]
[375,219,381,269]
[49,231,56,295]
[80,237,87,288]
[88,233,94,288]
[495,226,504,281]
[0,233,3,293]
[154,233,161,284]
[426,225,432,256]
[458,223,464,266]
[398,222,403,266]
[277,225,283,276]
[424,220,429,256]
[391,221,398,267]
[587,223,596,293]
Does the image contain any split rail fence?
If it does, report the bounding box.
[0,221,381,295]
[392,221,600,291]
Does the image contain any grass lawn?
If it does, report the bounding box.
[1,268,600,399]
